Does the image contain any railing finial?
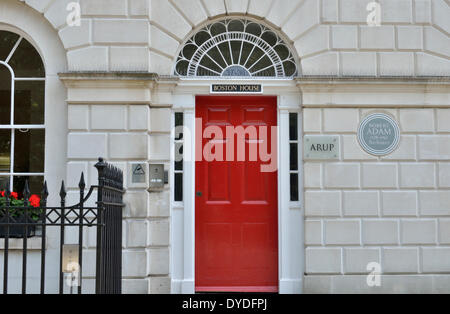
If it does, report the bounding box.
[41,181,49,199]
[95,157,107,181]
[79,172,86,190]
[59,181,66,200]
[5,181,10,201]
[41,181,48,207]
[23,180,31,201]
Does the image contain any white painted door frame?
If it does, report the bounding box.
[169,79,303,294]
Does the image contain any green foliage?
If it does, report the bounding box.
[0,196,42,222]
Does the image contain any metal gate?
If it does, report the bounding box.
[0,158,124,294]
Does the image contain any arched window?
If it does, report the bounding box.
[0,30,45,194]
[175,18,298,78]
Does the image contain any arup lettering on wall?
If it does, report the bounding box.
[304,136,340,160]
[358,113,400,156]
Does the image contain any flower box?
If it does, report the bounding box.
[0,215,37,238]
[0,191,41,238]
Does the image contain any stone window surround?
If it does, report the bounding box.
[0,22,67,207]
[0,31,46,192]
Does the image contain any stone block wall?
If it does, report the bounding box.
[303,105,450,293]
[63,76,172,293]
[14,0,450,76]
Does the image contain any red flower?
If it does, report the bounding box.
[29,195,41,208]
[0,191,18,199]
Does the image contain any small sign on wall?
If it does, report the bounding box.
[149,164,165,189]
[210,84,263,94]
[131,163,146,184]
[358,113,400,156]
[304,136,340,160]
[62,244,79,274]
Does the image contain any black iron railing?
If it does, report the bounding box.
[96,158,124,295]
[0,158,124,294]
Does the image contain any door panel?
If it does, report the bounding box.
[195,96,278,292]
[207,162,231,202]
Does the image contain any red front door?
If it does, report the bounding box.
[195,96,278,292]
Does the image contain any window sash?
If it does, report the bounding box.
[173,112,184,203]
[289,113,300,203]
[0,33,46,192]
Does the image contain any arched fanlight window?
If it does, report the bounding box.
[175,18,298,78]
[0,30,45,194]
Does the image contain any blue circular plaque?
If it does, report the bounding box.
[358,114,400,156]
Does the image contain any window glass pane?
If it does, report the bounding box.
[174,173,183,202]
[290,173,299,202]
[0,65,11,124]
[283,60,297,77]
[261,31,278,46]
[228,20,245,32]
[218,42,232,66]
[239,42,254,66]
[289,113,298,141]
[254,67,275,77]
[13,176,43,195]
[14,129,44,173]
[230,41,242,64]
[207,46,227,69]
[175,112,183,127]
[250,55,272,73]
[175,18,298,78]
[8,39,45,78]
[14,81,45,125]
[200,55,223,74]
[210,22,226,36]
[175,144,183,171]
[290,143,298,171]
[175,113,183,140]
[0,130,11,172]
[245,47,264,68]
[0,177,9,191]
[175,59,188,76]
[0,31,20,61]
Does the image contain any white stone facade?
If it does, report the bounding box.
[0,0,448,293]
[301,79,450,293]
[11,0,450,76]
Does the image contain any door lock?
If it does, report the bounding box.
[196,191,203,197]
